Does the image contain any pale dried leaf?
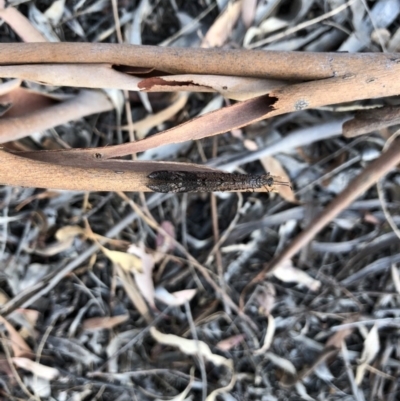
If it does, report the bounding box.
[0,6,47,42]
[115,263,151,321]
[265,352,297,375]
[255,283,276,316]
[273,260,321,291]
[325,327,353,348]
[0,289,9,305]
[55,225,86,241]
[216,334,246,351]
[156,221,176,254]
[391,264,400,294]
[101,246,143,273]
[243,139,258,150]
[261,156,296,202]
[241,0,257,27]
[82,315,129,331]
[14,309,40,328]
[295,382,314,401]
[202,1,242,48]
[128,245,155,308]
[0,316,31,357]
[150,327,233,369]
[355,324,380,385]
[254,314,275,354]
[154,288,197,306]
[0,79,22,96]
[12,357,59,380]
[44,0,65,25]
[121,93,188,139]
[25,376,51,398]
[28,4,60,42]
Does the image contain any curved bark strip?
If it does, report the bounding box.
[0,43,398,80]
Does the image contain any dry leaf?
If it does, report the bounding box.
[154,287,197,306]
[325,327,354,349]
[355,324,380,385]
[55,225,86,241]
[82,315,129,331]
[202,1,242,48]
[101,246,143,273]
[0,316,31,357]
[241,0,257,27]
[150,327,233,369]
[44,0,65,26]
[115,265,151,323]
[254,314,275,354]
[261,156,296,203]
[265,352,297,375]
[255,283,276,316]
[272,259,321,292]
[128,245,155,308]
[391,264,400,294]
[0,78,21,96]
[12,357,59,380]
[156,221,176,254]
[216,334,246,351]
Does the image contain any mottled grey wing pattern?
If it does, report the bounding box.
[146,171,277,193]
[147,171,201,193]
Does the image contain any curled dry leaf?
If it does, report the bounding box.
[12,358,59,380]
[55,225,86,242]
[0,316,31,358]
[150,327,233,370]
[272,259,321,291]
[254,314,275,355]
[128,244,155,308]
[325,326,354,349]
[154,287,197,306]
[355,324,380,385]
[82,314,129,331]
[31,225,87,257]
[255,283,276,316]
[216,334,246,351]
[156,221,176,254]
[101,246,142,274]
[391,264,400,294]
[261,155,297,203]
[201,1,242,48]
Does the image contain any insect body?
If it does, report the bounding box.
[147,171,291,193]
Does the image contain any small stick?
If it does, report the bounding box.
[146,171,291,193]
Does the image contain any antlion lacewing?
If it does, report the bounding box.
[146,171,291,193]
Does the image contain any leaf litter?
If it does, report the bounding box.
[0,0,400,400]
